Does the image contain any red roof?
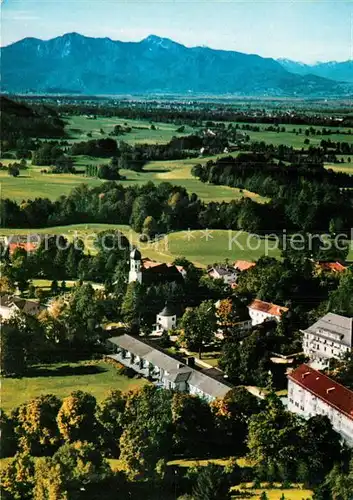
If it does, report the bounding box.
[288,364,353,421]
[249,299,288,317]
[234,260,256,272]
[9,242,37,254]
[317,261,346,273]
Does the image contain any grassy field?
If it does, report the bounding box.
[65,115,197,145]
[235,487,312,500]
[0,153,265,204]
[0,224,283,267]
[1,360,147,413]
[2,223,353,266]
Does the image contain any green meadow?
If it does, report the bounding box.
[1,360,146,413]
[0,224,283,267]
[65,114,197,145]
[0,154,265,204]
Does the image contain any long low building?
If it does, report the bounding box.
[107,334,232,402]
[287,363,353,446]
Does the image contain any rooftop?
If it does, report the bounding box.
[108,334,232,399]
[316,261,347,273]
[303,313,353,347]
[208,266,236,277]
[248,299,288,317]
[234,260,256,272]
[288,363,353,421]
[0,295,45,316]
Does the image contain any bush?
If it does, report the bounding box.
[117,365,137,378]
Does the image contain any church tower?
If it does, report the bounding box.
[128,247,142,284]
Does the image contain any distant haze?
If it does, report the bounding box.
[1,0,352,63]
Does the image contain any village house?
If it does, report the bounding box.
[302,312,353,367]
[0,234,42,255]
[247,299,288,326]
[107,334,232,402]
[315,261,347,275]
[0,294,45,320]
[287,363,353,446]
[207,265,238,285]
[233,260,256,273]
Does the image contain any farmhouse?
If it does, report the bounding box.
[301,312,353,367]
[0,294,45,320]
[248,299,288,326]
[287,363,353,446]
[107,334,232,401]
[233,260,256,272]
[207,265,238,285]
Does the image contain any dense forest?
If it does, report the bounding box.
[0,96,66,147]
[2,173,353,236]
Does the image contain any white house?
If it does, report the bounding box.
[0,295,45,320]
[107,334,232,402]
[207,266,238,285]
[153,303,177,335]
[287,364,353,446]
[248,299,288,326]
[301,313,353,368]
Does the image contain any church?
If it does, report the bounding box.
[128,248,186,285]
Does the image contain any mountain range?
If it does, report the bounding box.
[1,33,352,96]
[278,58,353,84]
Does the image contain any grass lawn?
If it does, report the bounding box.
[1,360,147,413]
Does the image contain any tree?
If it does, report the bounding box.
[211,387,263,454]
[0,411,17,458]
[119,424,160,480]
[179,300,217,358]
[300,415,342,485]
[247,395,302,478]
[33,441,115,500]
[0,453,35,500]
[57,391,97,443]
[121,281,144,326]
[171,392,214,456]
[191,463,231,500]
[8,164,20,177]
[119,385,174,478]
[0,321,26,377]
[328,270,353,316]
[50,279,59,295]
[142,215,158,239]
[0,276,15,294]
[15,394,62,455]
[97,390,126,457]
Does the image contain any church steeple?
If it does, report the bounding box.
[128,247,142,283]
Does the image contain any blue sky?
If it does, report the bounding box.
[1,0,352,63]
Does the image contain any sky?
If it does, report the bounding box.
[1,0,352,63]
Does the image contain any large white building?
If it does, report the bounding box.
[287,364,353,446]
[302,313,353,367]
